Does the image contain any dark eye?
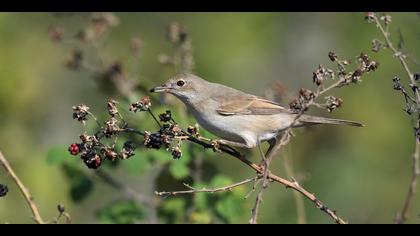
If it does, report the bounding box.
[177,80,185,87]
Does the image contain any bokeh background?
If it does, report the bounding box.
[0,12,420,224]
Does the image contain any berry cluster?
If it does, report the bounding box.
[0,184,8,197]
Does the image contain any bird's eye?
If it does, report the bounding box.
[177,80,185,87]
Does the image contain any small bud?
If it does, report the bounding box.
[372,39,382,53]
[104,117,119,138]
[159,110,172,122]
[107,99,119,117]
[299,88,315,101]
[413,73,420,81]
[187,125,198,135]
[48,26,64,42]
[393,77,403,91]
[171,146,182,160]
[328,51,338,62]
[57,204,66,213]
[325,96,343,112]
[0,184,8,197]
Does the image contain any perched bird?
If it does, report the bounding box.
[150,73,363,149]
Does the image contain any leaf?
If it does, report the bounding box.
[189,211,212,224]
[61,163,94,202]
[46,145,73,165]
[96,200,145,224]
[169,160,189,180]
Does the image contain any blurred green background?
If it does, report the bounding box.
[0,12,420,224]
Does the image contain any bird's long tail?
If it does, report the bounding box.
[298,114,364,127]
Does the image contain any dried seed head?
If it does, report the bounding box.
[57,204,66,213]
[289,99,305,113]
[119,141,136,159]
[372,39,382,53]
[104,117,119,138]
[107,98,119,117]
[380,14,392,26]
[129,96,152,112]
[72,104,90,124]
[393,77,403,91]
[364,12,376,23]
[328,51,338,62]
[299,88,315,101]
[325,96,343,112]
[167,22,188,44]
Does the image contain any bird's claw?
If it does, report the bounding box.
[211,140,222,153]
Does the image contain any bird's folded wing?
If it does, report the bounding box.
[216,95,292,116]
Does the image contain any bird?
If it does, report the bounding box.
[150,73,363,150]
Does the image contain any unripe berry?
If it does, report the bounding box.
[68,143,80,156]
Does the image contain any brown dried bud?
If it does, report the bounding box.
[129,96,152,112]
[171,146,182,160]
[104,117,119,137]
[325,96,343,112]
[107,98,119,117]
[328,51,338,62]
[299,88,315,101]
[187,125,198,135]
[72,104,90,124]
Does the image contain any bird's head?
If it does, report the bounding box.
[150,73,209,102]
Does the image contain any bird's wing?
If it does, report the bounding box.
[215,95,292,116]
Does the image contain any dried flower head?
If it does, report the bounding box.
[299,88,315,101]
[372,39,383,53]
[325,96,343,112]
[129,96,152,112]
[364,12,376,23]
[72,104,90,124]
[328,51,338,62]
[167,22,188,44]
[413,73,420,81]
[119,141,136,159]
[107,98,119,117]
[393,77,403,91]
[380,14,392,26]
[104,117,119,137]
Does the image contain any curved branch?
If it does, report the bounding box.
[0,151,45,224]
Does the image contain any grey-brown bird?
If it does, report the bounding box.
[150,73,362,149]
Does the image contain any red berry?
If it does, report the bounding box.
[68,143,80,156]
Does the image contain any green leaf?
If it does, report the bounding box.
[121,155,151,176]
[169,160,189,180]
[96,200,145,224]
[46,145,73,165]
[210,175,233,189]
[189,211,212,224]
[61,163,94,202]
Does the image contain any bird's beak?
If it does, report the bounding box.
[150,84,171,93]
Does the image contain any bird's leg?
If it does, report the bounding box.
[211,139,251,152]
[257,138,279,169]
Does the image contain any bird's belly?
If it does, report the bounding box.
[190,110,288,143]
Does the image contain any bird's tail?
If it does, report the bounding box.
[298,115,364,127]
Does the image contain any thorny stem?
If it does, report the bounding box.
[373,14,420,224]
[0,151,45,224]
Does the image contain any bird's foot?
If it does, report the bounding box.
[210,140,223,153]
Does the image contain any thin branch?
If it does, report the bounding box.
[0,151,45,224]
[154,178,257,197]
[372,14,420,224]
